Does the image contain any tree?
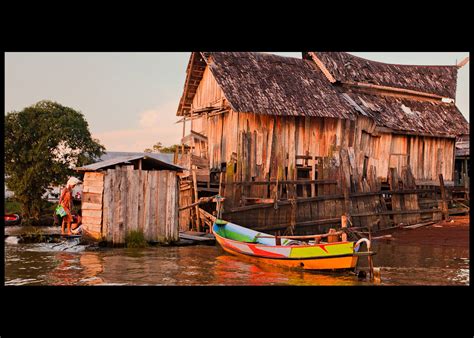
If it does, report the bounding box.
[4,100,105,221]
[144,141,180,154]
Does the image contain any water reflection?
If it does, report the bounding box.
[4,240,469,286]
[213,254,363,286]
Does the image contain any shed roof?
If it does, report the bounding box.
[304,52,458,99]
[99,151,174,164]
[75,154,183,172]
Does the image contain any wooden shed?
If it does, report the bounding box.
[76,154,183,245]
[176,52,469,235]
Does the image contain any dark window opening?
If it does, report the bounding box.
[362,156,369,180]
[296,166,311,197]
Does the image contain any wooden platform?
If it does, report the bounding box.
[178,231,215,244]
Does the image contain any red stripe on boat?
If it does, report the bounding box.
[318,244,329,253]
[249,244,286,258]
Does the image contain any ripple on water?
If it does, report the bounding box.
[5,241,470,286]
[5,278,42,286]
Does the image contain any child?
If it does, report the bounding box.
[71,209,82,231]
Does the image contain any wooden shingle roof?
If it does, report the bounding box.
[201,52,357,119]
[341,90,469,137]
[304,52,458,99]
[177,52,469,137]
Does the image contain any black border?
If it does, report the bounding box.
[2,13,473,336]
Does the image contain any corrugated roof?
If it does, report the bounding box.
[75,154,183,172]
[99,151,174,164]
[305,52,458,99]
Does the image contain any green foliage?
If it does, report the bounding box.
[125,230,148,248]
[4,198,22,214]
[144,141,180,154]
[4,100,105,220]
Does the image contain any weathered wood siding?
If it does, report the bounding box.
[179,179,193,231]
[201,111,455,232]
[82,172,105,240]
[84,167,179,245]
[191,65,224,111]
[208,112,455,184]
[181,57,459,234]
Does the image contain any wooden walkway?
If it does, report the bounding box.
[178,231,215,245]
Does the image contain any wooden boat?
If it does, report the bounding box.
[4,214,21,226]
[213,219,374,271]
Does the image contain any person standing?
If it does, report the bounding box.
[59,177,81,235]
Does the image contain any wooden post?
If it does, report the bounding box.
[181,117,186,156]
[275,231,281,246]
[464,173,469,201]
[327,228,338,243]
[311,156,316,197]
[341,214,348,241]
[216,172,224,222]
[192,170,201,231]
[438,174,450,220]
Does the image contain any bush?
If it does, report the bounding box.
[5,198,22,214]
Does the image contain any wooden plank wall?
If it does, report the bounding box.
[82,172,105,240]
[210,112,452,233]
[179,178,193,231]
[101,167,179,245]
[191,65,224,111]
[185,65,457,234]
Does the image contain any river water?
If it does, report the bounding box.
[4,239,469,286]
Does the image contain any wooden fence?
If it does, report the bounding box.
[82,166,179,245]
[218,166,467,235]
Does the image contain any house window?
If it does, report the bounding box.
[362,156,369,180]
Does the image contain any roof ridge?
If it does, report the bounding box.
[337,51,458,68]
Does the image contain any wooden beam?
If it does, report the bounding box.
[222,179,337,186]
[342,81,446,101]
[351,208,442,218]
[457,56,469,69]
[192,170,201,231]
[178,195,217,211]
[256,231,344,240]
[228,194,346,213]
[307,52,337,83]
[252,218,341,232]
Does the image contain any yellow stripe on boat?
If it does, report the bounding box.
[289,242,354,258]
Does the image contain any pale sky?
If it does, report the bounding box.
[5,52,470,152]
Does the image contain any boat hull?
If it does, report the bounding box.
[4,214,21,226]
[218,239,358,270]
[213,222,359,271]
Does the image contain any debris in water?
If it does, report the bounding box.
[5,236,20,245]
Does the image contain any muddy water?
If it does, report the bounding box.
[4,240,469,286]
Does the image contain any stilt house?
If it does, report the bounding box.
[176,52,469,234]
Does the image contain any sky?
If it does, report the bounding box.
[5,52,470,152]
